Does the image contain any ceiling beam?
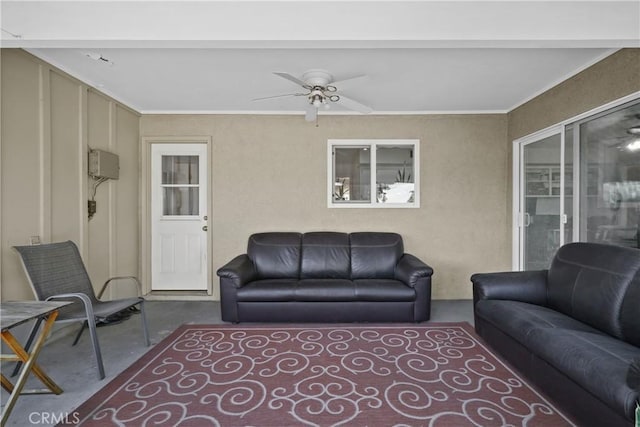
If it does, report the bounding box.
[2,1,639,48]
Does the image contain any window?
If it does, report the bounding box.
[328,139,419,208]
[161,155,200,216]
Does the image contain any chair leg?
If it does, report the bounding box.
[10,318,43,377]
[139,301,150,346]
[72,321,88,346]
[86,318,105,380]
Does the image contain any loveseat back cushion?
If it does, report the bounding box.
[301,232,350,279]
[350,232,403,280]
[247,232,302,279]
[547,242,640,340]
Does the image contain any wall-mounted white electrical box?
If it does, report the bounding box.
[88,149,119,179]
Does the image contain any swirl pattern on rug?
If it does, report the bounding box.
[68,324,574,426]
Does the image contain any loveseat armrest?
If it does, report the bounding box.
[395,254,434,288]
[216,254,257,288]
[471,270,548,306]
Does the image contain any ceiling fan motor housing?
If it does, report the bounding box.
[302,69,333,87]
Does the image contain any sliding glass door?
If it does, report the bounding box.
[570,99,640,249]
[520,132,567,270]
[514,96,640,270]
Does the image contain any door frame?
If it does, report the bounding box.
[141,136,213,298]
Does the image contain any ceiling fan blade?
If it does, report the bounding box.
[331,74,369,88]
[274,72,311,89]
[336,95,373,114]
[305,105,317,122]
[252,93,306,101]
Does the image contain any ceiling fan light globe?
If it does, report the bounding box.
[627,139,640,151]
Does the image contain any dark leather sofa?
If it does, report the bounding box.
[217,232,433,323]
[472,242,640,426]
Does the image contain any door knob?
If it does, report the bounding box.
[202,225,208,231]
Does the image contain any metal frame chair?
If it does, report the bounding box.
[13,241,150,379]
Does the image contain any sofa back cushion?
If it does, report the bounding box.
[301,232,350,279]
[350,232,403,280]
[547,242,640,341]
[247,232,301,279]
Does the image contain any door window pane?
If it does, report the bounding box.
[523,134,562,270]
[163,187,199,216]
[162,155,199,184]
[333,147,371,202]
[376,146,415,204]
[576,100,640,248]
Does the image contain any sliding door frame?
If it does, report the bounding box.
[512,126,564,270]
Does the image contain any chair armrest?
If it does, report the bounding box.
[395,254,434,288]
[46,293,95,319]
[471,270,548,306]
[216,254,257,288]
[98,276,142,299]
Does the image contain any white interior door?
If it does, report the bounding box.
[151,143,208,290]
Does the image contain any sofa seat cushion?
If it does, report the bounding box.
[237,279,415,303]
[354,279,415,301]
[476,300,640,419]
[476,300,600,346]
[296,279,355,301]
[237,279,298,302]
[238,279,357,302]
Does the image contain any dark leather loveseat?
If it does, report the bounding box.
[217,232,433,323]
[472,242,640,426]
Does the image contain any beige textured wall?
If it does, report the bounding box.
[0,49,140,301]
[141,114,510,299]
[4,48,635,303]
[509,49,640,141]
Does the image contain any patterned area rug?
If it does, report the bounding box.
[64,323,574,426]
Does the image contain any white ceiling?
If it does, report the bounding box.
[2,1,639,115]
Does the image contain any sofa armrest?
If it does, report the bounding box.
[627,358,640,390]
[395,254,434,288]
[216,254,257,288]
[471,270,548,306]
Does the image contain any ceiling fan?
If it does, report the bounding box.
[253,69,373,123]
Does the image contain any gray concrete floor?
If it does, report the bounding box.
[1,300,473,427]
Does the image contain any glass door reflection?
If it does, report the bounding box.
[574,99,640,249]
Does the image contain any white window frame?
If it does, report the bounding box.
[327,139,420,208]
